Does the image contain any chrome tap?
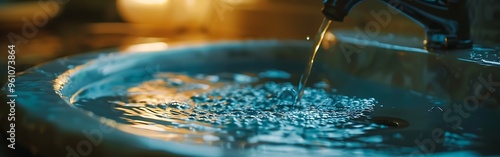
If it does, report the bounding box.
[322,0,473,49]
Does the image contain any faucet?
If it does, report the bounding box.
[322,0,473,50]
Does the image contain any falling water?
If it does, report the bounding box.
[297,18,332,102]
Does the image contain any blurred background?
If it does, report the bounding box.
[0,0,497,75]
[0,0,431,74]
[0,0,498,156]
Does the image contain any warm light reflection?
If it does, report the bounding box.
[117,124,187,141]
[0,2,61,23]
[53,64,86,103]
[132,0,168,5]
[133,124,166,132]
[321,32,337,49]
[112,72,224,141]
[123,42,169,52]
[117,0,212,32]
[336,34,428,53]
[185,0,196,6]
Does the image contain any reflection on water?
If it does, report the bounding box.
[72,69,489,156]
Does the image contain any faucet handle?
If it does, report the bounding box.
[321,0,473,50]
[322,0,362,22]
[426,31,473,49]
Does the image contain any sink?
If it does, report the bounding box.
[1,38,500,157]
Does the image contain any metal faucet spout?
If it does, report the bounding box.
[322,0,473,49]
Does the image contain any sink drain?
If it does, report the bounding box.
[371,117,409,128]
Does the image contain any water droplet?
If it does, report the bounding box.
[145,103,156,108]
[277,88,297,106]
[157,103,167,109]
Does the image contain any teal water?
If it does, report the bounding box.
[72,71,395,154]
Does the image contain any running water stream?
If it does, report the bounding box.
[297,18,332,102]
